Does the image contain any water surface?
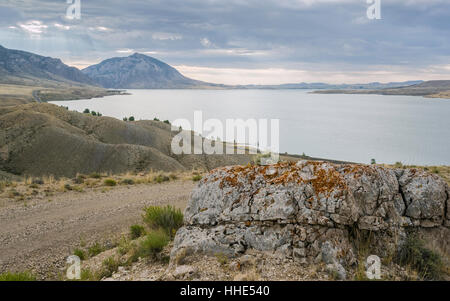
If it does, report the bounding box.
[50,89,450,165]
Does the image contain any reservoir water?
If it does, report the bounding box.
[50,89,450,165]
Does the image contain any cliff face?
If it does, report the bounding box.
[171,161,449,279]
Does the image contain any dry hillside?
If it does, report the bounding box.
[0,103,252,178]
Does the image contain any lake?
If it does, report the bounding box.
[50,89,450,165]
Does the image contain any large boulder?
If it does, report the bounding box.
[171,161,449,273]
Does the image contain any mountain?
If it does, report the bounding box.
[0,45,96,86]
[240,81,423,90]
[313,80,450,98]
[83,53,222,89]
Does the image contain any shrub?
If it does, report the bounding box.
[394,162,403,168]
[123,117,128,121]
[0,271,36,281]
[163,120,170,124]
[72,175,85,184]
[143,205,183,236]
[83,108,90,114]
[117,237,132,256]
[32,179,44,185]
[153,117,160,121]
[129,116,135,121]
[88,242,105,257]
[253,153,271,166]
[89,173,102,179]
[104,179,117,186]
[215,253,228,266]
[137,229,170,258]
[64,183,73,191]
[80,268,95,281]
[396,235,444,280]
[130,224,146,239]
[192,175,202,182]
[100,257,119,278]
[154,174,170,183]
[120,178,135,185]
[91,111,97,116]
[73,248,86,260]
[371,158,377,165]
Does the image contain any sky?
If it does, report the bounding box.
[1,0,449,85]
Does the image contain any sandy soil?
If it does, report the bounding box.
[0,180,196,279]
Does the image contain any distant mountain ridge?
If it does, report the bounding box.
[239,81,423,90]
[0,45,443,95]
[0,45,96,86]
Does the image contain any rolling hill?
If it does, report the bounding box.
[0,103,251,178]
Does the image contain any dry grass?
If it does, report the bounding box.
[384,163,450,186]
[0,169,206,203]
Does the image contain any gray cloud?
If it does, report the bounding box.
[1,0,449,83]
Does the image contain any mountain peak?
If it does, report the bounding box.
[82,53,202,89]
[130,52,146,58]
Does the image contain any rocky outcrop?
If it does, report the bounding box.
[171,161,449,278]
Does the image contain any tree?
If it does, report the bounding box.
[371,158,377,165]
[123,117,128,121]
[91,111,97,116]
[129,116,135,121]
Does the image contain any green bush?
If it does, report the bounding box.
[83,108,90,114]
[129,116,135,121]
[394,162,403,168]
[0,271,36,281]
[120,178,135,185]
[130,224,146,239]
[73,248,86,260]
[88,242,105,257]
[163,120,170,124]
[91,111,97,116]
[396,235,445,280]
[154,174,170,183]
[192,175,202,182]
[89,173,102,179]
[104,179,117,186]
[100,257,120,278]
[143,205,183,236]
[123,117,128,121]
[137,229,170,258]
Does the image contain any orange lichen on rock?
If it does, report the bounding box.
[214,161,349,197]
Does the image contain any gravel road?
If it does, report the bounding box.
[0,180,196,279]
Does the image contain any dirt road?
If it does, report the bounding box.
[0,180,196,279]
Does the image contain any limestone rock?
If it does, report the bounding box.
[171,162,449,269]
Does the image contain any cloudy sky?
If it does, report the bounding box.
[1,0,449,84]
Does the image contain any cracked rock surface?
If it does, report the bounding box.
[171,161,450,277]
